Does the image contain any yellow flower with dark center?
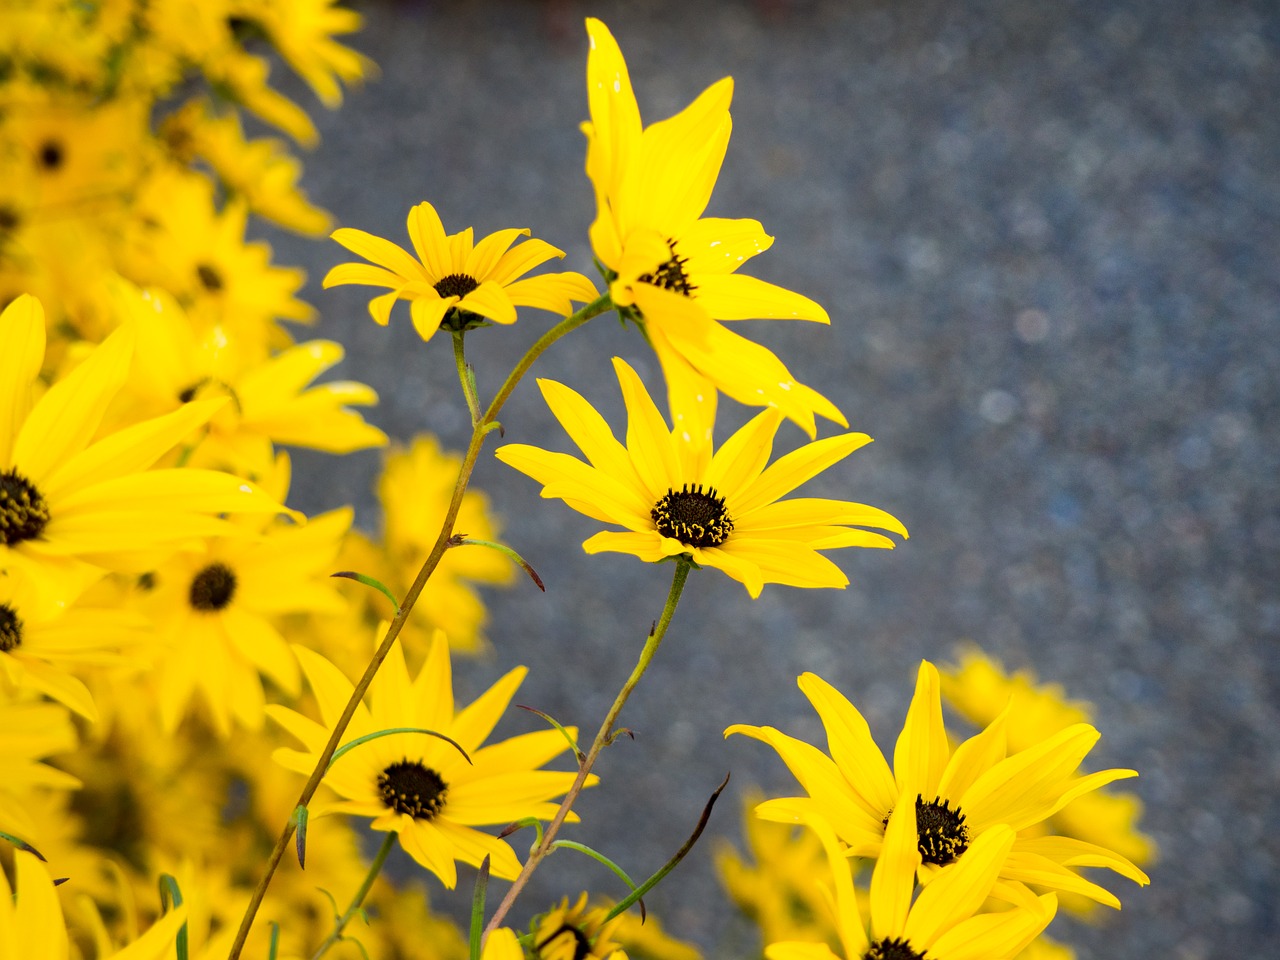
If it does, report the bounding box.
[495,357,905,598]
[582,19,843,438]
[727,662,1150,909]
[764,800,1057,960]
[323,201,599,342]
[0,294,289,609]
[532,894,627,960]
[267,631,590,888]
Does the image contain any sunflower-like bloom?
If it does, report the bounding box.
[532,893,627,960]
[765,799,1057,960]
[496,357,905,598]
[727,663,1150,909]
[582,19,843,438]
[0,851,187,960]
[0,295,288,608]
[267,631,590,888]
[323,201,599,341]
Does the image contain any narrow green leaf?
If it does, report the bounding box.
[469,856,491,960]
[605,773,731,923]
[328,726,472,771]
[331,570,401,613]
[516,705,585,762]
[0,830,46,861]
[267,923,280,960]
[550,841,644,918]
[451,538,544,591]
[291,804,309,868]
[158,874,190,960]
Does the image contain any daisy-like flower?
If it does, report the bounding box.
[582,18,843,438]
[764,795,1057,960]
[495,357,905,598]
[727,663,1150,908]
[267,630,590,888]
[0,567,148,721]
[323,200,599,342]
[532,893,627,960]
[0,850,187,960]
[0,294,288,609]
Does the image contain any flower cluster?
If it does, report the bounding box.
[0,8,1152,960]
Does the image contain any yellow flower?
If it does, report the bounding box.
[268,630,590,888]
[113,282,386,477]
[0,567,148,721]
[495,357,905,598]
[0,688,79,844]
[139,474,351,736]
[764,800,1057,960]
[0,850,186,960]
[0,294,288,609]
[323,200,599,341]
[938,645,1158,910]
[532,893,627,960]
[727,663,1149,908]
[582,18,843,438]
[231,0,373,109]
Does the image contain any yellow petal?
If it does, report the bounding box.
[487,237,564,286]
[0,294,45,468]
[331,227,423,280]
[892,661,949,801]
[871,790,921,940]
[458,280,518,325]
[799,672,898,818]
[904,825,1015,945]
[696,273,831,323]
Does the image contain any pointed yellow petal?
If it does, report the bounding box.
[502,272,599,316]
[799,672,897,818]
[871,790,922,940]
[893,661,949,800]
[905,825,1016,945]
[0,294,45,467]
[613,357,682,499]
[331,227,423,280]
[926,893,1056,960]
[733,435,871,516]
[458,280,517,325]
[409,296,453,341]
[466,227,531,280]
[487,237,565,286]
[322,261,402,290]
[696,273,831,323]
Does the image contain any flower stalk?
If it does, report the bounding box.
[310,831,396,960]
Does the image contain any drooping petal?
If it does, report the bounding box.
[458,280,518,325]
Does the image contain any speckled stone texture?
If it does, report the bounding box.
[270,0,1278,956]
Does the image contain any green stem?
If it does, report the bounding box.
[227,294,611,959]
[482,558,693,940]
[453,331,483,427]
[310,832,396,960]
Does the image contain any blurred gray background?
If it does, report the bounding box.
[275,1,1279,957]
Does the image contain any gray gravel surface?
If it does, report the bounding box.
[271,1,1279,957]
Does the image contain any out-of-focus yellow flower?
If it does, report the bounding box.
[138,467,350,736]
[0,850,186,960]
[230,0,373,109]
[122,170,314,346]
[604,897,701,960]
[111,283,386,477]
[0,566,149,721]
[160,99,332,236]
[0,295,289,610]
[324,200,598,341]
[268,631,590,888]
[0,687,79,844]
[765,804,1056,960]
[728,662,1149,908]
[532,893,627,960]
[716,792,843,950]
[582,19,842,438]
[497,358,905,598]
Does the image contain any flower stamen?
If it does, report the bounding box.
[863,937,928,960]
[638,240,695,296]
[651,483,734,548]
[434,273,479,300]
[0,603,22,653]
[378,760,448,820]
[915,795,970,865]
[0,469,51,546]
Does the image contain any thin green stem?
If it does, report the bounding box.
[482,558,693,940]
[453,331,483,427]
[228,294,611,959]
[310,832,396,960]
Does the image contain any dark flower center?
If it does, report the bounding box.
[434,273,479,300]
[196,262,224,292]
[0,603,22,653]
[651,484,734,548]
[0,469,51,546]
[378,760,448,819]
[638,240,695,296]
[0,205,21,233]
[536,924,593,960]
[864,937,927,960]
[893,794,969,866]
[189,562,237,612]
[38,139,64,171]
